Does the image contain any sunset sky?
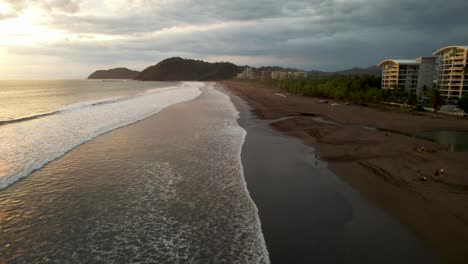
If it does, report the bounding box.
[1,0,468,78]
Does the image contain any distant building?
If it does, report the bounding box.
[261,71,272,81]
[245,67,255,79]
[236,67,255,79]
[433,45,468,104]
[293,72,308,79]
[378,57,436,94]
[271,71,285,80]
[270,71,307,80]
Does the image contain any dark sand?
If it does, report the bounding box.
[223,85,436,263]
[222,80,468,264]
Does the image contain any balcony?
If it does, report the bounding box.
[451,72,464,76]
[453,61,466,66]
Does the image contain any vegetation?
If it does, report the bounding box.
[270,76,382,102]
[458,93,468,113]
[88,68,139,79]
[263,76,445,111]
[407,91,418,107]
[418,85,431,105]
[135,57,241,81]
[430,88,443,113]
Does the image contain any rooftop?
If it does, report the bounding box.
[433,45,468,55]
[377,59,419,67]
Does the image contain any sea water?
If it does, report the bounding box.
[0,80,201,189]
[0,79,177,122]
[0,82,269,263]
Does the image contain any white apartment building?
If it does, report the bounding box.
[271,71,307,80]
[378,57,436,94]
[293,71,308,79]
[236,67,255,79]
[433,45,468,104]
[271,71,288,80]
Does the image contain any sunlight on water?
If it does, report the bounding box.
[0,79,177,122]
[0,82,202,189]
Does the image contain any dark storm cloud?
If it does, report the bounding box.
[9,0,468,71]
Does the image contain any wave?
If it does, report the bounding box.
[0,82,203,190]
[0,111,62,126]
[0,86,180,126]
[214,84,271,263]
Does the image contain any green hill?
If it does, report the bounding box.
[135,57,241,81]
[88,68,139,79]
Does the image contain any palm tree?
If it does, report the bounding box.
[419,85,430,105]
[430,88,443,113]
[407,91,418,107]
[458,93,468,113]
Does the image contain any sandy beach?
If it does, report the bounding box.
[223,80,468,263]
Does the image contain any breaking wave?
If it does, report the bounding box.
[0,82,203,189]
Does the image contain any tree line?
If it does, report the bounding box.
[265,76,449,112]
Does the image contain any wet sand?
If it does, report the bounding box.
[222,80,468,263]
[223,85,436,263]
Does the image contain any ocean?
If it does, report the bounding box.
[0,80,269,263]
[0,80,191,188]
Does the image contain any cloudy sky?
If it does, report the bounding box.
[1,0,467,78]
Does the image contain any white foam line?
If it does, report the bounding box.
[0,82,203,190]
[61,85,182,112]
[214,84,271,264]
[58,96,127,112]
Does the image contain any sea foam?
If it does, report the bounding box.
[0,82,202,189]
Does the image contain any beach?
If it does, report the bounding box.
[223,80,468,263]
[0,80,463,263]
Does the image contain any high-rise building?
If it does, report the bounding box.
[433,46,468,104]
[378,57,436,94]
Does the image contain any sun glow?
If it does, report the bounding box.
[0,8,65,45]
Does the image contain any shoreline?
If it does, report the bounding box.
[0,83,269,263]
[222,80,468,263]
[222,84,436,263]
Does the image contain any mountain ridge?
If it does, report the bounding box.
[88,68,140,79]
[87,59,381,80]
[134,57,241,81]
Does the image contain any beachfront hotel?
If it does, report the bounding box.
[236,67,255,79]
[433,46,468,104]
[378,57,436,93]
